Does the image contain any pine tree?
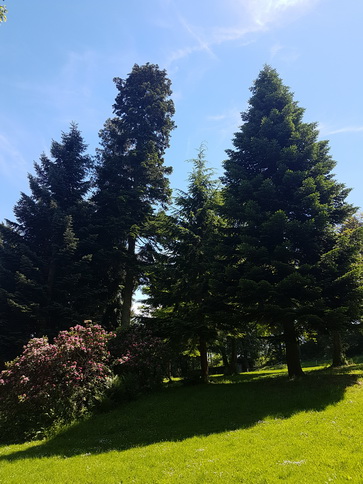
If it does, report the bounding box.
[0,225,29,365]
[0,124,93,360]
[222,66,355,378]
[93,63,175,328]
[317,217,363,366]
[146,148,225,383]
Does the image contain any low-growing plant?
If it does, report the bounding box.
[0,323,114,442]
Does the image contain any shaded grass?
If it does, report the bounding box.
[0,365,362,483]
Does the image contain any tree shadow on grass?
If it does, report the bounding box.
[1,366,362,462]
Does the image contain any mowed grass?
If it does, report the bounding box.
[1,365,363,483]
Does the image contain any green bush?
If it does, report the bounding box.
[109,325,171,396]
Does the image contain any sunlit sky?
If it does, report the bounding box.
[1,0,363,222]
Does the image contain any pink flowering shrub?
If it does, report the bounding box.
[109,325,171,396]
[0,324,114,441]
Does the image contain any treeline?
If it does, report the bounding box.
[1,63,362,380]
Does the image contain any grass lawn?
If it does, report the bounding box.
[0,365,362,483]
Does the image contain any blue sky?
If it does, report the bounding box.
[1,0,363,223]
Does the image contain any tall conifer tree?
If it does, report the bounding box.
[0,124,93,360]
[146,148,224,383]
[93,63,175,328]
[222,66,355,378]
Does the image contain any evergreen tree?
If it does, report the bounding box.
[0,225,28,365]
[146,148,225,383]
[317,217,363,366]
[93,63,175,328]
[222,66,355,378]
[0,124,93,360]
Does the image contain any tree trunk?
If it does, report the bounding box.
[199,335,209,383]
[331,330,348,367]
[166,360,172,382]
[220,344,231,375]
[282,321,304,378]
[121,235,136,329]
[229,336,238,374]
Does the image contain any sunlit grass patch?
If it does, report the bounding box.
[0,364,362,483]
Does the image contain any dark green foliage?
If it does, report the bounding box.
[146,148,225,382]
[93,63,175,328]
[222,66,356,377]
[0,124,94,360]
[316,216,363,365]
[108,325,171,399]
[1,63,361,376]
[318,218,363,328]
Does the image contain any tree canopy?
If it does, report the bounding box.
[222,65,356,377]
[92,63,175,328]
[1,64,362,379]
[145,147,224,382]
[0,124,94,361]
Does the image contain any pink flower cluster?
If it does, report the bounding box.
[0,323,115,438]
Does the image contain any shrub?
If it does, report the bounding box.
[109,325,171,397]
[0,324,114,442]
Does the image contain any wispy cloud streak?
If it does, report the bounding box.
[318,122,363,136]
[327,126,363,135]
[166,0,319,64]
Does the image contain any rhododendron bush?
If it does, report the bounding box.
[110,325,171,393]
[0,324,114,441]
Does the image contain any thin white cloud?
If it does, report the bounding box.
[245,0,316,28]
[328,126,363,135]
[270,42,284,58]
[318,123,363,136]
[206,108,242,141]
[177,14,218,60]
[207,114,230,122]
[167,45,208,65]
[166,0,319,64]
[269,42,300,62]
